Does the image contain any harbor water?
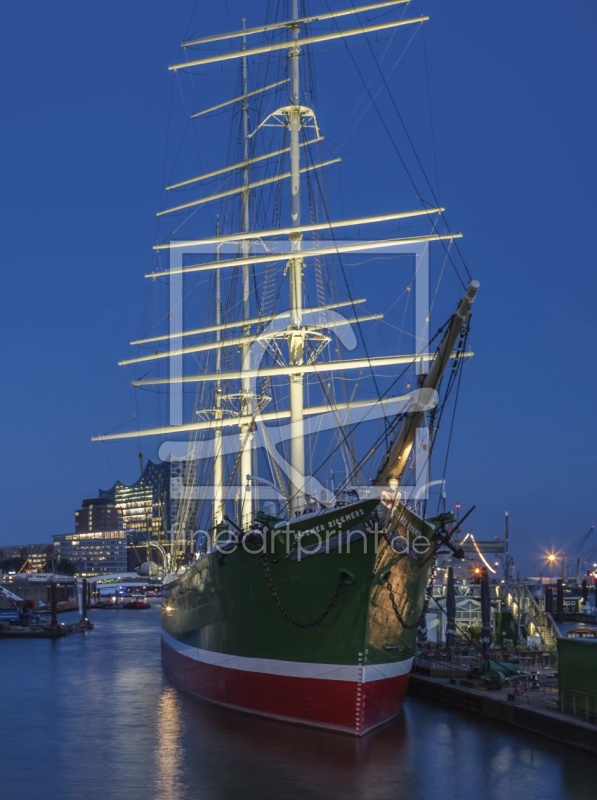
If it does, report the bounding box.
[1,606,596,800]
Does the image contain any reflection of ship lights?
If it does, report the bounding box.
[155,688,184,797]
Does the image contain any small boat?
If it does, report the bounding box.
[91,600,121,609]
[122,597,151,610]
[95,1,479,735]
[566,626,597,640]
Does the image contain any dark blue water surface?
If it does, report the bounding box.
[1,606,596,800]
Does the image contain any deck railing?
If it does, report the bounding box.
[560,688,597,723]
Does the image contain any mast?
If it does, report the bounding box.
[374,280,479,487]
[213,216,225,527]
[239,22,254,525]
[504,511,510,584]
[288,0,306,515]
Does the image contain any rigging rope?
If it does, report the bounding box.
[324,0,471,288]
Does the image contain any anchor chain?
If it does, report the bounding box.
[372,534,390,575]
[386,580,418,630]
[261,555,344,628]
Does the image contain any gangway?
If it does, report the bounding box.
[501,581,561,649]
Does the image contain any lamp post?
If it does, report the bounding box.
[547,552,557,580]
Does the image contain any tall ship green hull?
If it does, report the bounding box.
[162,499,440,734]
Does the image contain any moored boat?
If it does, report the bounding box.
[566,627,597,640]
[122,598,152,610]
[95,0,479,735]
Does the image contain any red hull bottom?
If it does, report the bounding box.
[161,638,410,736]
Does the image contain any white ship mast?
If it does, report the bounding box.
[213,216,225,527]
[287,0,306,514]
[239,24,255,524]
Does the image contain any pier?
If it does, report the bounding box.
[411,644,597,754]
[0,618,93,638]
[0,577,93,638]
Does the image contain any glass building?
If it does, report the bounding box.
[53,530,127,577]
[99,459,199,545]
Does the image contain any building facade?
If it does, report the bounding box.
[0,544,53,573]
[53,530,127,577]
[75,497,120,534]
[54,496,126,577]
[100,459,199,545]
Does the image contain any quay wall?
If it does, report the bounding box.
[408,674,597,754]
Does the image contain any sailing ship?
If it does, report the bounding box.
[95,0,479,735]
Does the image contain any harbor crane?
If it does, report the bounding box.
[565,525,597,579]
[0,585,24,605]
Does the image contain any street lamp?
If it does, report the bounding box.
[547,552,557,578]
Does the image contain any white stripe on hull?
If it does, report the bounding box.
[161,630,412,682]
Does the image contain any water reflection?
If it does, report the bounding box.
[175,700,415,800]
[153,687,184,800]
[167,690,597,800]
[1,608,597,800]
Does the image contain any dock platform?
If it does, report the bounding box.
[409,669,597,754]
[0,618,93,639]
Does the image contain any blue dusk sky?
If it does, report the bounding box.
[0,1,596,578]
